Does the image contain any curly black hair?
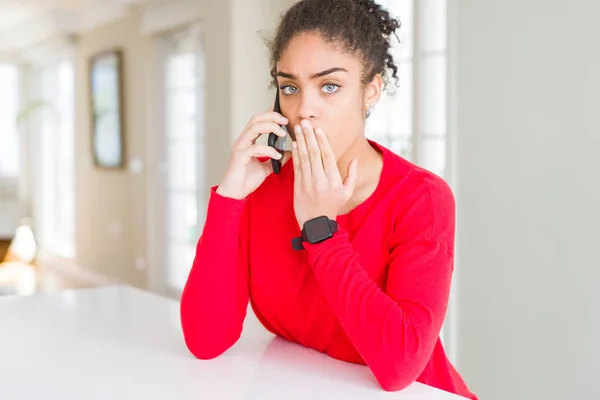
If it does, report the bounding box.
[266,0,401,94]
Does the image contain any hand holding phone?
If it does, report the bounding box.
[216,107,288,199]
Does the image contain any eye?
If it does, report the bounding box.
[280,85,298,95]
[321,83,340,94]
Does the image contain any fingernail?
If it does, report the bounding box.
[301,119,310,128]
[292,141,297,149]
[315,128,323,136]
[295,125,302,135]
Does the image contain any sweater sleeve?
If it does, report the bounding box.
[302,174,456,391]
[180,186,251,359]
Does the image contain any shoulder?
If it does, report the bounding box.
[375,142,456,248]
[376,142,455,206]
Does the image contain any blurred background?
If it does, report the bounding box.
[0,0,598,399]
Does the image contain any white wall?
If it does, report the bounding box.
[454,0,600,399]
[75,12,152,288]
[71,0,297,291]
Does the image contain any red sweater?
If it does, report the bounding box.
[181,140,476,399]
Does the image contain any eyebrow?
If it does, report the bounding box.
[276,67,348,80]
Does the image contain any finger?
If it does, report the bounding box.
[291,141,301,191]
[241,112,288,138]
[294,124,312,186]
[236,121,288,149]
[301,120,326,181]
[343,159,358,197]
[238,144,282,162]
[314,127,339,183]
[248,111,288,127]
[260,157,274,175]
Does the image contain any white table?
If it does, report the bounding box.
[0,286,465,399]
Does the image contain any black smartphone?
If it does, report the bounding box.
[267,91,292,174]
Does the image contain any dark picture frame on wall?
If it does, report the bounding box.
[89,49,125,169]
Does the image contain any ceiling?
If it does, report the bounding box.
[0,0,151,56]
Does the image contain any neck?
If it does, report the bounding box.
[336,137,380,186]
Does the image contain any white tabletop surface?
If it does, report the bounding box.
[0,285,466,399]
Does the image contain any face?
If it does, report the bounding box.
[276,31,381,160]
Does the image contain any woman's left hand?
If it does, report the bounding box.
[291,119,358,229]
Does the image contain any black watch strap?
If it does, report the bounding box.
[292,237,305,251]
[291,217,338,251]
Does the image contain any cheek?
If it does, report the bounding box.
[332,89,365,127]
[323,94,363,152]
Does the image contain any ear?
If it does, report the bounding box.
[363,73,383,113]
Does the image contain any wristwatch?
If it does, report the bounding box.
[292,216,338,250]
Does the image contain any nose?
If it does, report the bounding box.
[296,91,318,121]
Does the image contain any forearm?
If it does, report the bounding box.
[180,187,250,359]
[304,230,451,391]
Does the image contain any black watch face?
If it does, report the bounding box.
[305,216,333,243]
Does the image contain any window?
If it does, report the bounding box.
[162,27,206,292]
[35,61,76,258]
[0,64,19,180]
[366,0,448,179]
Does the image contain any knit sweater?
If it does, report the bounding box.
[181,140,476,399]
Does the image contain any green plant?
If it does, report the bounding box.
[15,100,57,128]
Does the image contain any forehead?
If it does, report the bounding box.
[277,31,361,76]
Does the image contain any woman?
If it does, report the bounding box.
[180,0,476,398]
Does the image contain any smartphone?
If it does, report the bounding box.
[267,91,293,174]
